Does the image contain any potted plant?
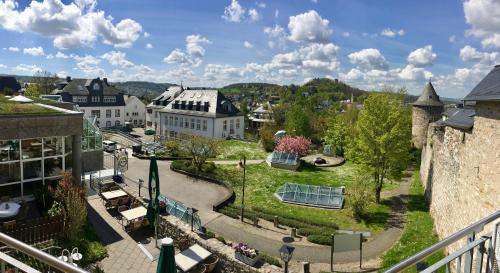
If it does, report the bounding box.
[234,243,259,266]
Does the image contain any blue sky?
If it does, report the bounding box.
[1,0,499,98]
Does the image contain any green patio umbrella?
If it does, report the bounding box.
[146,156,161,244]
[156,237,176,273]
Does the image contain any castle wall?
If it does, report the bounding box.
[412,105,443,148]
[420,101,500,252]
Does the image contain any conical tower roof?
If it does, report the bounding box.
[413,81,443,107]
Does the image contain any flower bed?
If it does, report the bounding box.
[234,243,259,267]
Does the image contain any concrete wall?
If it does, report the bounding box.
[420,101,500,252]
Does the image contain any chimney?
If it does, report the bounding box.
[66,76,72,82]
[103,78,108,85]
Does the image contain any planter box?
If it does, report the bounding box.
[235,252,259,267]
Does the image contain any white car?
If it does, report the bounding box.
[103,140,117,153]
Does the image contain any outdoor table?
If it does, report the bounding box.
[0,202,20,219]
[120,206,147,222]
[101,190,127,200]
[175,244,211,272]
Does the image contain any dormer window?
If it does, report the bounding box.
[93,83,100,91]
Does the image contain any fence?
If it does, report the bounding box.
[1,216,66,245]
[158,194,202,230]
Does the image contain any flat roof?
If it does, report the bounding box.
[0,95,61,116]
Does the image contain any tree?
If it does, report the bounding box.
[323,114,349,156]
[285,104,312,137]
[180,134,221,172]
[275,135,311,156]
[349,172,373,221]
[2,87,15,96]
[31,70,59,94]
[259,122,279,152]
[24,84,41,97]
[347,91,411,203]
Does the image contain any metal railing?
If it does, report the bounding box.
[101,128,142,147]
[384,210,500,273]
[0,232,89,273]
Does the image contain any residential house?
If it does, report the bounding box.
[123,94,146,127]
[159,89,244,139]
[146,85,183,133]
[248,101,274,131]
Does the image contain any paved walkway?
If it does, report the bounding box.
[210,159,265,165]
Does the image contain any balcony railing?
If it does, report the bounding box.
[0,232,89,273]
[384,210,500,273]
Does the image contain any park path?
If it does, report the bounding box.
[209,159,265,165]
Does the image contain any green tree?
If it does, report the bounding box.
[24,84,41,97]
[180,134,221,172]
[259,122,279,152]
[2,87,15,96]
[323,114,349,156]
[31,70,59,94]
[349,172,373,221]
[285,104,312,137]
[347,91,411,203]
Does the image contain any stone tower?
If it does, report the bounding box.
[412,81,444,148]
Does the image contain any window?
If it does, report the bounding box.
[93,83,100,91]
[106,121,111,127]
[223,120,227,131]
[43,137,63,157]
[91,96,100,103]
[169,131,175,138]
[115,121,120,127]
[103,96,116,103]
[169,116,174,126]
[179,117,184,128]
[106,109,111,118]
[196,119,201,130]
[21,138,42,159]
[0,162,21,183]
[174,117,178,127]
[23,160,42,180]
[0,140,20,162]
[185,118,189,128]
[230,119,234,134]
[91,110,100,118]
[147,109,153,114]
[236,119,240,129]
[72,96,87,103]
[202,120,207,131]
[155,111,158,118]
[133,120,137,125]
[115,109,120,117]
[190,119,195,129]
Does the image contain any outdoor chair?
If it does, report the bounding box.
[190,264,207,273]
[130,202,141,209]
[177,238,191,252]
[141,217,149,227]
[109,186,120,191]
[203,255,219,273]
[119,196,130,206]
[117,205,128,224]
[2,220,16,231]
[105,199,120,210]
[0,196,10,203]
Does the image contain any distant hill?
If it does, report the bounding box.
[220,82,280,95]
[112,81,175,100]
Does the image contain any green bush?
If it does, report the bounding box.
[202,161,216,173]
[77,222,108,266]
[165,140,181,157]
[307,234,332,245]
[258,253,282,268]
[205,230,216,239]
[216,236,226,244]
[252,206,338,229]
[297,227,336,237]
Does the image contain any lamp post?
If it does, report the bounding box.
[188,207,199,232]
[279,244,295,273]
[138,179,144,197]
[237,156,246,222]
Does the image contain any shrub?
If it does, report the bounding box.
[202,161,216,173]
[307,234,332,245]
[216,236,226,244]
[297,227,336,237]
[275,136,312,156]
[165,140,181,157]
[258,253,282,268]
[47,201,63,217]
[259,122,279,152]
[205,230,216,239]
[349,174,373,221]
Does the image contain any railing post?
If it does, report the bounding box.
[1,260,5,273]
[474,240,485,273]
[464,232,476,273]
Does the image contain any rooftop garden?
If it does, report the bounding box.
[0,95,60,115]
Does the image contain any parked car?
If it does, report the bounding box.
[103,140,117,153]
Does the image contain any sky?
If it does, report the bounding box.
[0,0,499,98]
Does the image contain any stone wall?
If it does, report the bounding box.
[412,105,443,148]
[159,215,281,273]
[420,101,500,252]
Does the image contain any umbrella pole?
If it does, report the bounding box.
[155,212,159,248]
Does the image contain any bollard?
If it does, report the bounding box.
[302,262,310,273]
[291,228,296,238]
[273,216,279,228]
[253,218,259,227]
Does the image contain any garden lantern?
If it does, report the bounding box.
[279,244,295,273]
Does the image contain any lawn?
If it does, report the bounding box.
[214,162,396,234]
[214,139,268,160]
[381,171,444,273]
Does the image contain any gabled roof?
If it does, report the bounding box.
[148,86,183,108]
[443,108,475,130]
[463,65,500,101]
[161,89,242,117]
[413,81,443,107]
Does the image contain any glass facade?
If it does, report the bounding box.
[0,136,73,198]
[82,117,103,152]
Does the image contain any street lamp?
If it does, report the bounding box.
[279,244,295,273]
[236,156,246,222]
[138,179,144,197]
[188,207,199,232]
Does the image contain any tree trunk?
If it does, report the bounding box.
[375,184,382,204]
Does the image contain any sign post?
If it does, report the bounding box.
[331,233,363,271]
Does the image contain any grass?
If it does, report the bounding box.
[0,95,60,115]
[214,162,395,234]
[214,139,268,160]
[381,171,444,273]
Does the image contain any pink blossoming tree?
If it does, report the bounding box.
[275,136,311,157]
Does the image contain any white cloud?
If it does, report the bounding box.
[7,46,19,52]
[0,64,6,68]
[101,51,134,68]
[164,34,211,67]
[248,8,261,22]
[144,32,150,38]
[407,45,437,67]
[222,0,245,22]
[348,48,389,71]
[381,28,405,37]
[342,68,364,81]
[464,0,500,48]
[55,51,70,58]
[72,54,104,76]
[0,0,142,49]
[264,24,287,49]
[146,43,153,49]
[398,64,433,80]
[23,46,44,56]
[204,64,242,83]
[459,45,499,64]
[449,35,456,43]
[342,32,350,37]
[311,0,318,3]
[256,2,266,8]
[243,41,253,48]
[15,64,42,73]
[274,9,279,18]
[288,10,332,43]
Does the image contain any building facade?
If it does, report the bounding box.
[159,89,244,139]
[146,86,183,133]
[248,102,274,131]
[124,95,146,127]
[411,81,444,148]
[53,77,129,128]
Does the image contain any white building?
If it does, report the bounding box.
[159,89,244,139]
[146,85,183,133]
[124,95,146,127]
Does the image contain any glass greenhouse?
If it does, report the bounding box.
[270,151,299,166]
[274,183,344,209]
